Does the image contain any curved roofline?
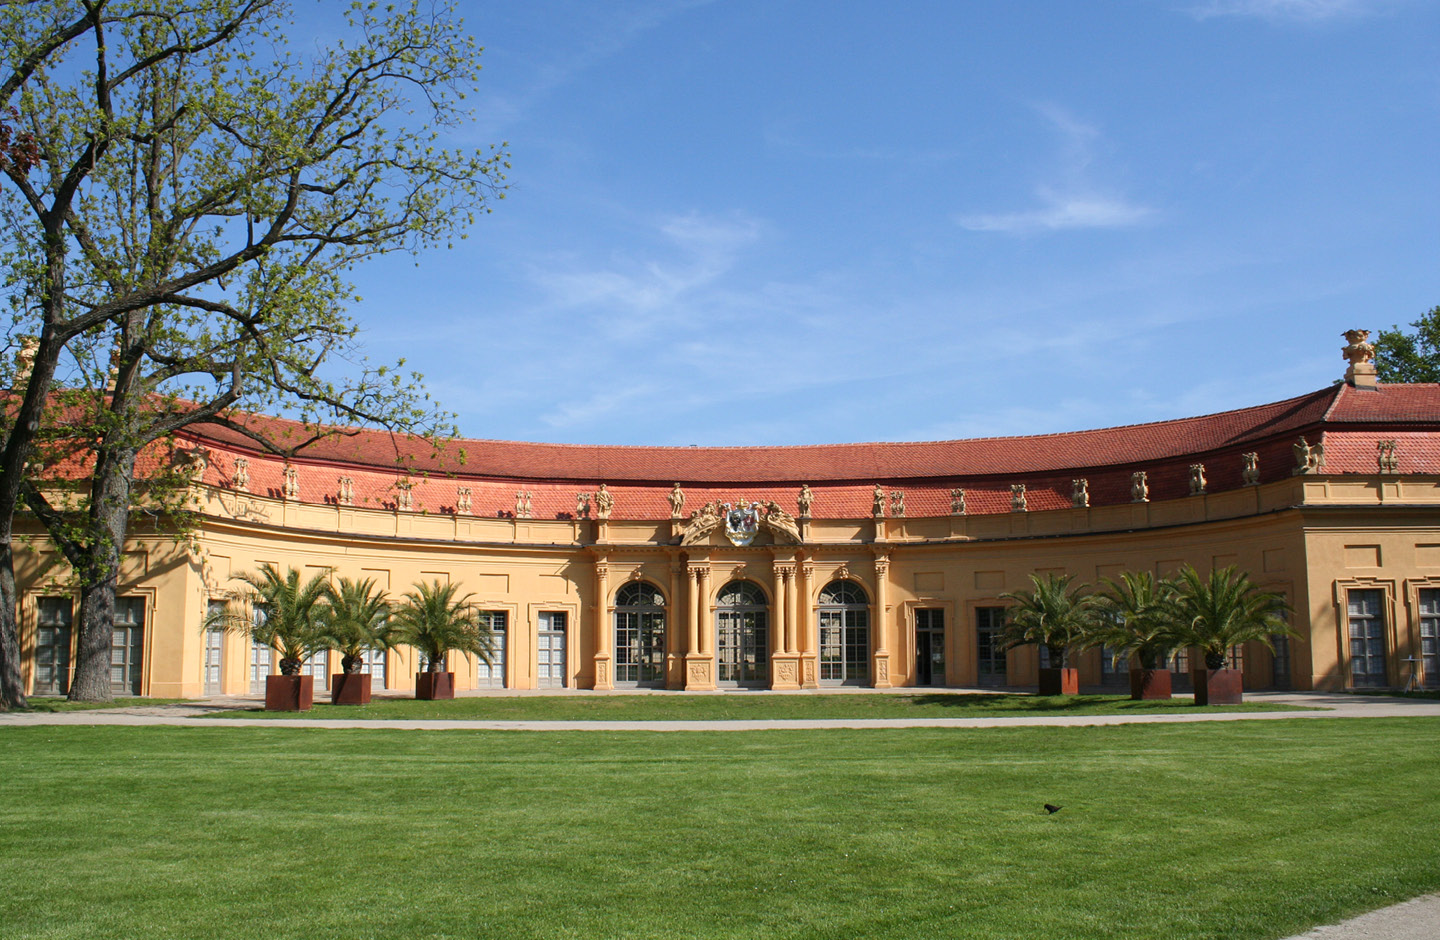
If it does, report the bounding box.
[176,383,1440,485]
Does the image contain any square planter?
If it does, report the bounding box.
[1129,668,1173,701]
[1038,667,1079,696]
[331,673,372,705]
[416,671,455,700]
[1192,667,1244,705]
[264,674,314,711]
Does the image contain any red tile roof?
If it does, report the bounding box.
[183,385,1397,485]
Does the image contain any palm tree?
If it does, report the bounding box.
[1167,565,1293,670]
[209,564,330,675]
[1089,571,1180,670]
[999,573,1098,669]
[316,577,393,674]
[390,580,495,673]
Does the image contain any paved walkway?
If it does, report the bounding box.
[3,690,1438,730]
[1278,893,1440,940]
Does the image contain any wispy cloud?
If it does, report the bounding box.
[957,190,1155,234]
[1186,0,1377,21]
[956,105,1156,235]
[477,0,717,131]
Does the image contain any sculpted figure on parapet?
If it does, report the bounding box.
[797,484,814,518]
[594,483,614,520]
[1342,329,1375,365]
[668,483,685,518]
[872,484,886,516]
[764,501,802,544]
[680,500,722,545]
[1293,436,1324,474]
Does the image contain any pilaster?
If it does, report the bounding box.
[872,553,893,688]
[799,561,819,688]
[591,557,612,690]
[684,563,715,690]
[770,559,799,689]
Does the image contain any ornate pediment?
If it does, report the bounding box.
[679,499,802,546]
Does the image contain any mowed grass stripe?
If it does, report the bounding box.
[207,691,1308,721]
[0,720,1434,940]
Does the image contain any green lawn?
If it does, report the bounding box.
[1,720,1435,939]
[22,696,191,712]
[213,691,1307,721]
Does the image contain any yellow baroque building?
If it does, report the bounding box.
[15,359,1440,698]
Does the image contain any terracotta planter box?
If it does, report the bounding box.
[331,673,372,705]
[416,671,455,700]
[1193,667,1244,705]
[1129,668,1173,701]
[264,675,314,711]
[1038,667,1079,695]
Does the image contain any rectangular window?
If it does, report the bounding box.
[1347,589,1387,688]
[249,603,272,694]
[1419,589,1439,690]
[205,599,227,695]
[475,611,507,689]
[975,607,1006,687]
[112,597,145,696]
[537,611,567,688]
[914,608,945,686]
[34,597,73,696]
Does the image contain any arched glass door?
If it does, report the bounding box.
[715,580,768,688]
[819,580,869,686]
[614,582,666,688]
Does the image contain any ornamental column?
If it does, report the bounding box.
[685,562,715,690]
[592,558,612,690]
[771,558,799,689]
[872,553,893,688]
[667,556,682,689]
[799,560,818,688]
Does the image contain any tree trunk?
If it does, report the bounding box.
[0,330,68,710]
[68,448,138,702]
[0,544,25,710]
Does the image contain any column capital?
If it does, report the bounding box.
[774,562,796,580]
[688,564,710,581]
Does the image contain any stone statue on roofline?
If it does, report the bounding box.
[950,488,965,515]
[1293,436,1324,475]
[668,483,685,519]
[872,484,886,517]
[1071,478,1088,508]
[594,483,613,520]
[575,492,591,518]
[764,501,802,544]
[797,484,814,518]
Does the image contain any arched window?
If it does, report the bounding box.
[614,581,666,687]
[818,579,869,686]
[715,580,768,687]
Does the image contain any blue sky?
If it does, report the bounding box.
[336,0,1439,446]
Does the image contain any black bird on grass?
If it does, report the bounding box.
[1043,803,1063,815]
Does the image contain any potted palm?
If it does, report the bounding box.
[391,580,496,700]
[316,577,392,705]
[1000,573,1097,696]
[1090,571,1179,700]
[209,564,330,711]
[1168,565,1293,705]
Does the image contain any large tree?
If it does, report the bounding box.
[0,0,506,707]
[1375,306,1440,384]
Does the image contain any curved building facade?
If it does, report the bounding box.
[14,368,1440,698]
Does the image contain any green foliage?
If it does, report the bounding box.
[1376,305,1440,384]
[1088,570,1180,669]
[315,576,392,674]
[209,563,330,673]
[1167,565,1294,670]
[389,580,494,673]
[997,572,1098,667]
